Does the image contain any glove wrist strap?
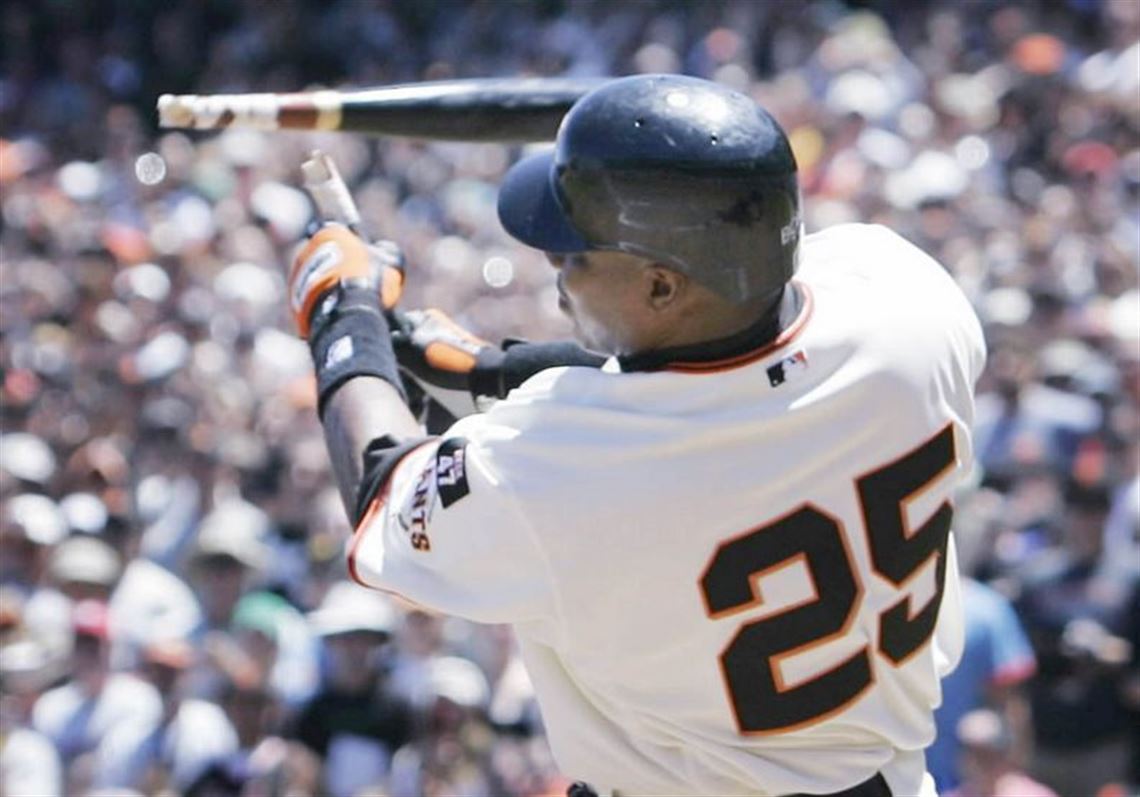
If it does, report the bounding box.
[308,284,406,418]
[470,346,508,399]
[470,341,607,399]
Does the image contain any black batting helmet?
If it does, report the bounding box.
[497,74,801,304]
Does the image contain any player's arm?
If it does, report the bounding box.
[393,308,606,418]
[321,378,422,521]
[288,224,427,520]
[347,427,557,625]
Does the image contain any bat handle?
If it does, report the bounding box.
[300,150,362,231]
[299,150,408,331]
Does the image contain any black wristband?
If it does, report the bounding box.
[308,284,406,418]
[470,340,606,399]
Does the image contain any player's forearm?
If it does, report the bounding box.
[321,376,422,521]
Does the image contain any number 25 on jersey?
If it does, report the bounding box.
[700,425,956,735]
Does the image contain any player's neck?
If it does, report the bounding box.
[670,284,793,348]
[619,285,802,372]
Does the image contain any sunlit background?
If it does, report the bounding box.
[1,2,1138,796]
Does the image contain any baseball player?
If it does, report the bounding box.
[285,75,985,796]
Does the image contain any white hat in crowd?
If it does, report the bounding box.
[193,497,272,571]
[307,580,396,638]
[428,656,490,710]
[0,433,57,485]
[4,493,68,546]
[59,492,110,535]
[48,535,122,587]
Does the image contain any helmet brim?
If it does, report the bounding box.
[497,151,592,254]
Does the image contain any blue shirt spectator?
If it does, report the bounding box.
[929,577,1036,792]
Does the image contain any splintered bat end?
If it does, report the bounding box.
[157,94,195,129]
[300,151,334,186]
[155,92,283,131]
[300,151,361,228]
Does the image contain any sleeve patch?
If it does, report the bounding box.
[393,437,470,553]
[397,459,437,552]
[436,437,470,508]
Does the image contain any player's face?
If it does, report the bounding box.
[547,250,657,355]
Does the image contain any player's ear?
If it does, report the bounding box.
[645,264,686,311]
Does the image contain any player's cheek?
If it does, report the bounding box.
[566,303,604,348]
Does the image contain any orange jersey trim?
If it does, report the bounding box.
[665,283,814,374]
[346,440,436,588]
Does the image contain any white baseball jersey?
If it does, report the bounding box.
[348,223,986,796]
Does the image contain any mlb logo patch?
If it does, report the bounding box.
[767,350,808,387]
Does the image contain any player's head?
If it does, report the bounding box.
[498,74,801,353]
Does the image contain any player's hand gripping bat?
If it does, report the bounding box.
[294,151,477,423]
[289,151,404,336]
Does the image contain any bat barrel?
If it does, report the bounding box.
[157,77,608,142]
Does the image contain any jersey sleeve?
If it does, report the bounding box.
[933,534,966,676]
[346,429,556,626]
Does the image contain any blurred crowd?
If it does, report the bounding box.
[1,1,1138,796]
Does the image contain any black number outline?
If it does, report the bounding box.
[858,424,957,666]
[700,424,957,734]
[700,504,873,735]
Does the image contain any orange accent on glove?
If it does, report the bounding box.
[380,263,405,310]
[288,224,373,337]
[288,227,406,337]
[424,341,478,373]
[417,309,490,374]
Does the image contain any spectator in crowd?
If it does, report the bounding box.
[972,340,1102,485]
[121,636,239,794]
[928,574,1037,793]
[946,708,1057,797]
[31,599,162,792]
[187,643,305,796]
[0,493,67,595]
[98,496,204,670]
[0,635,64,797]
[187,498,274,636]
[230,588,319,709]
[35,533,123,661]
[1013,479,1140,797]
[289,580,414,797]
[389,656,495,797]
[388,605,451,710]
[0,494,74,656]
